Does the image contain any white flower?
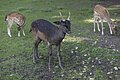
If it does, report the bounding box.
[110,61,113,64]
[92,65,95,68]
[88,57,91,60]
[71,50,74,53]
[114,67,118,70]
[76,56,79,58]
[62,39,65,42]
[61,74,64,77]
[39,56,42,58]
[79,72,83,75]
[75,46,78,49]
[94,41,97,44]
[98,60,101,64]
[107,72,111,74]
[105,40,107,43]
[109,76,112,79]
[89,78,94,80]
[92,60,94,62]
[95,57,98,60]
[72,76,75,78]
[84,66,87,68]
[98,47,101,48]
[10,74,14,76]
[83,67,87,72]
[74,70,76,72]
[113,49,116,51]
[90,72,92,75]
[52,71,55,73]
[82,61,85,64]
[107,59,110,61]
[55,66,58,68]
[83,76,86,78]
[84,54,87,57]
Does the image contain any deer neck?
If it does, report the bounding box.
[59,26,67,34]
[106,16,112,24]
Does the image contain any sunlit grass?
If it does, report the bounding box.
[83,18,94,23]
[83,18,120,23]
[64,36,92,43]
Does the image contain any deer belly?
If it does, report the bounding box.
[38,31,47,42]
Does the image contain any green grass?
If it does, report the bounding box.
[0,0,120,80]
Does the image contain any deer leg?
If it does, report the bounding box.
[56,44,63,69]
[7,22,12,37]
[93,16,96,32]
[22,29,25,36]
[17,27,21,37]
[108,23,113,34]
[96,19,100,32]
[21,26,25,36]
[48,44,52,70]
[33,38,41,63]
[96,21,100,32]
[101,20,104,35]
[7,27,11,37]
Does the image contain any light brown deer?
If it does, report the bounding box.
[93,4,117,35]
[5,12,26,37]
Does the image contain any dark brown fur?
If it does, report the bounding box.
[30,19,71,70]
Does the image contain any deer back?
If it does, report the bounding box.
[94,5,110,20]
[6,12,26,26]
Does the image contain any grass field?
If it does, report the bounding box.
[0,0,120,80]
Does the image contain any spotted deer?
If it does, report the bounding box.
[93,4,117,35]
[30,12,71,70]
[5,12,26,37]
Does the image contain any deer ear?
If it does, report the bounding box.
[53,21,61,25]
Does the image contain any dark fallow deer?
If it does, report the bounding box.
[30,12,71,70]
[5,12,26,37]
[94,5,117,35]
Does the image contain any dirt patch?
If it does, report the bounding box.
[95,35,120,51]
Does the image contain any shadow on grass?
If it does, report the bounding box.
[0,39,120,80]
